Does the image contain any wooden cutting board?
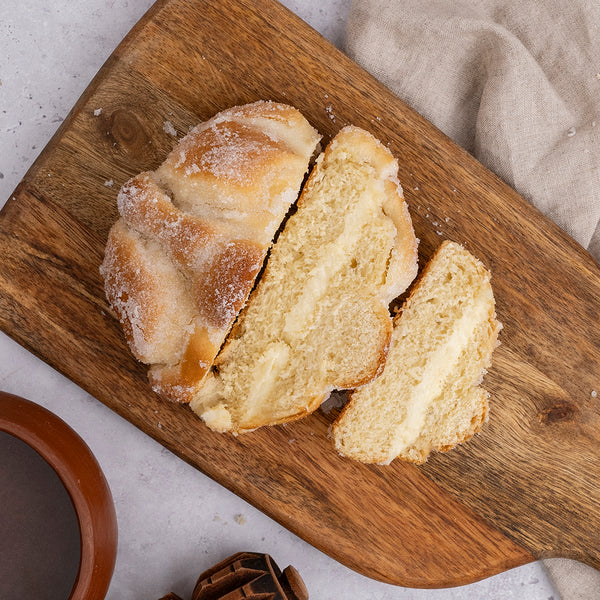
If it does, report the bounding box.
[2,0,600,588]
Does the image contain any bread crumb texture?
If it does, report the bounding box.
[100,101,321,403]
[333,241,501,465]
[190,126,418,433]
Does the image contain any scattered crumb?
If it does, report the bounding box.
[157,422,163,429]
[325,105,336,123]
[289,438,296,444]
[235,514,247,525]
[592,390,597,398]
[445,216,450,222]
[436,230,443,236]
[567,126,576,137]
[93,108,102,116]
[413,186,419,191]
[104,179,114,187]
[596,73,600,80]
[163,120,177,136]
[432,221,439,226]
[324,93,329,99]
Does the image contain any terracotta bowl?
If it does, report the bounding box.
[0,391,118,599]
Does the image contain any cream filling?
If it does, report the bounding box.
[243,342,291,417]
[282,181,379,343]
[391,290,489,455]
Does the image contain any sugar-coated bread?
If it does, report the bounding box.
[100,101,321,403]
[190,126,419,433]
[332,240,501,464]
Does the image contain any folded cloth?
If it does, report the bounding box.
[344,0,600,597]
[345,0,600,260]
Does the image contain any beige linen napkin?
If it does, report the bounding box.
[344,0,600,597]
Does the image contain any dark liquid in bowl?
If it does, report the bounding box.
[0,431,81,599]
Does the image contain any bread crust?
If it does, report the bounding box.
[101,101,320,402]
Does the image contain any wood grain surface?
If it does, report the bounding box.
[1,0,600,588]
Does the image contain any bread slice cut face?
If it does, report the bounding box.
[100,101,321,403]
[333,241,501,464]
[190,126,418,433]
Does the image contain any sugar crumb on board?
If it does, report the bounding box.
[93,108,102,116]
[163,120,177,137]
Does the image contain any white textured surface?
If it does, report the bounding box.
[0,1,558,598]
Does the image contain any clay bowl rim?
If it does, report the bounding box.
[0,391,118,600]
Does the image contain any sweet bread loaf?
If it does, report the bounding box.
[190,126,418,433]
[332,240,501,464]
[100,101,321,402]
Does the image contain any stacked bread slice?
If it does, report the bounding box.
[190,126,418,433]
[332,241,501,464]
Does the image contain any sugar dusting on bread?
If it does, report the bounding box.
[101,101,321,404]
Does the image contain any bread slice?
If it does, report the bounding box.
[332,240,501,464]
[190,126,418,433]
[100,101,321,403]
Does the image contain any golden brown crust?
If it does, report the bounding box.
[101,101,321,403]
[102,220,197,365]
